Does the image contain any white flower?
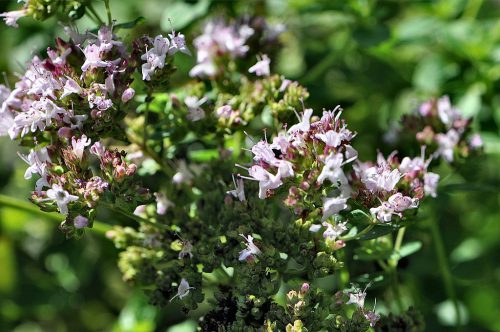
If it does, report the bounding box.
[362,167,402,193]
[172,160,194,184]
[71,134,91,160]
[185,96,207,121]
[437,96,460,129]
[0,109,14,137]
[315,130,342,148]
[364,310,381,328]
[141,35,169,81]
[344,145,358,163]
[46,184,79,215]
[169,278,195,302]
[251,141,278,165]
[0,9,27,28]
[248,165,282,199]
[189,61,217,78]
[60,77,82,99]
[18,148,51,192]
[435,129,460,162]
[154,192,174,215]
[424,172,440,198]
[469,133,483,149]
[387,193,418,212]
[133,205,147,216]
[47,47,71,66]
[18,148,50,179]
[239,234,261,261]
[370,202,396,223]
[168,31,191,56]
[227,175,246,202]
[90,141,106,159]
[369,193,417,223]
[81,44,109,72]
[346,288,367,309]
[276,160,294,178]
[178,241,194,259]
[322,196,348,220]
[317,153,350,196]
[288,108,313,134]
[399,146,430,175]
[96,25,122,52]
[216,105,232,119]
[322,221,348,240]
[248,54,271,76]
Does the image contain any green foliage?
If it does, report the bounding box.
[0,0,499,331]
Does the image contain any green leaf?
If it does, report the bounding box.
[114,17,146,31]
[187,149,218,162]
[397,241,422,259]
[0,237,16,293]
[457,83,485,118]
[358,224,399,240]
[161,0,211,31]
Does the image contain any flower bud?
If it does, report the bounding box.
[57,127,73,138]
[74,215,89,229]
[300,282,310,294]
[126,163,137,176]
[121,87,135,103]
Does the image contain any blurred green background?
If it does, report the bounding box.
[0,0,499,331]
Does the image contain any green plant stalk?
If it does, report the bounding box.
[429,218,462,331]
[87,3,105,25]
[339,224,374,241]
[103,0,112,25]
[100,202,168,231]
[0,194,111,235]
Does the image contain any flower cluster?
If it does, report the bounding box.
[189,18,283,78]
[190,19,254,77]
[237,105,444,249]
[398,95,482,163]
[1,0,94,27]
[0,24,188,236]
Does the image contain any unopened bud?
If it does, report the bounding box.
[121,87,135,103]
[74,215,89,229]
[57,127,73,138]
[300,283,310,294]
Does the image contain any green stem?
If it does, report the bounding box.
[340,224,374,241]
[429,218,462,330]
[103,0,113,25]
[394,227,406,252]
[100,202,167,230]
[389,227,406,268]
[462,0,484,19]
[85,8,102,26]
[391,269,404,313]
[0,194,111,235]
[87,3,105,25]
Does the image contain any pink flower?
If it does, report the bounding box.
[0,9,27,28]
[238,234,261,261]
[248,165,282,199]
[46,184,79,215]
[71,134,91,160]
[121,87,135,103]
[322,196,348,220]
[288,108,313,134]
[81,44,109,72]
[60,77,82,99]
[169,278,194,302]
[248,54,271,77]
[74,215,89,229]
